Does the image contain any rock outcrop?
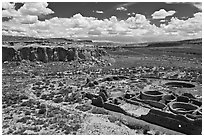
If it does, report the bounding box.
[2,44,106,63]
[2,46,17,61]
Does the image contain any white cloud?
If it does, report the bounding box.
[2,2,54,24]
[152,9,176,19]
[2,9,19,17]
[2,3,202,43]
[88,29,102,35]
[3,12,156,40]
[2,2,54,18]
[13,15,38,24]
[95,10,104,14]
[116,6,127,11]
[2,2,15,9]
[160,20,166,23]
[160,12,202,38]
[127,12,136,16]
[19,2,54,16]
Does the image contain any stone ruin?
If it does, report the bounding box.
[83,75,202,135]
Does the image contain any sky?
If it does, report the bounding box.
[2,1,202,43]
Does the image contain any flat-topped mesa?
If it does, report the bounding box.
[2,44,107,62]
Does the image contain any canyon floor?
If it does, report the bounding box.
[2,38,202,135]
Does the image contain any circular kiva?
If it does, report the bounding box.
[140,90,163,101]
[162,94,177,104]
[168,102,199,114]
[164,81,195,88]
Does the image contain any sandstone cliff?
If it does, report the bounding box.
[2,44,107,63]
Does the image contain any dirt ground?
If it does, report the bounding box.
[2,42,202,135]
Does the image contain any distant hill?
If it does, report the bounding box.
[2,35,42,42]
[46,38,74,43]
[146,38,202,47]
[2,35,92,43]
[2,35,201,47]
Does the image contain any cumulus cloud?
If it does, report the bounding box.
[2,3,202,43]
[2,2,15,9]
[14,15,39,24]
[95,10,104,14]
[19,2,54,16]
[3,12,156,41]
[88,29,102,35]
[2,9,18,17]
[2,2,19,18]
[127,12,136,16]
[160,20,166,23]
[160,12,202,38]
[2,2,54,24]
[152,9,176,19]
[116,6,127,11]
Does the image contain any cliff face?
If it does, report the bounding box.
[2,45,106,63]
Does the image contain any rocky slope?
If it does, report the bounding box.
[2,44,107,62]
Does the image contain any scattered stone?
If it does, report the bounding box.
[53,97,63,103]
[38,103,46,109]
[58,82,64,87]
[20,100,31,107]
[17,117,30,123]
[25,110,31,115]
[143,125,150,134]
[93,81,99,85]
[75,104,92,112]
[19,94,29,100]
[40,93,52,100]
[36,91,41,97]
[40,94,47,100]
[38,108,46,114]
[34,119,44,125]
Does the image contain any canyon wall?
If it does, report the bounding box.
[2,45,107,63]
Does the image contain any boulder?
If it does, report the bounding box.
[46,47,54,61]
[91,96,104,107]
[99,92,108,102]
[78,49,86,60]
[53,96,63,103]
[2,46,17,61]
[37,47,48,62]
[55,47,67,61]
[67,48,76,61]
[29,47,37,61]
[38,108,46,114]
[19,47,32,60]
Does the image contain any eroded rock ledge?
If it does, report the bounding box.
[2,44,107,62]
